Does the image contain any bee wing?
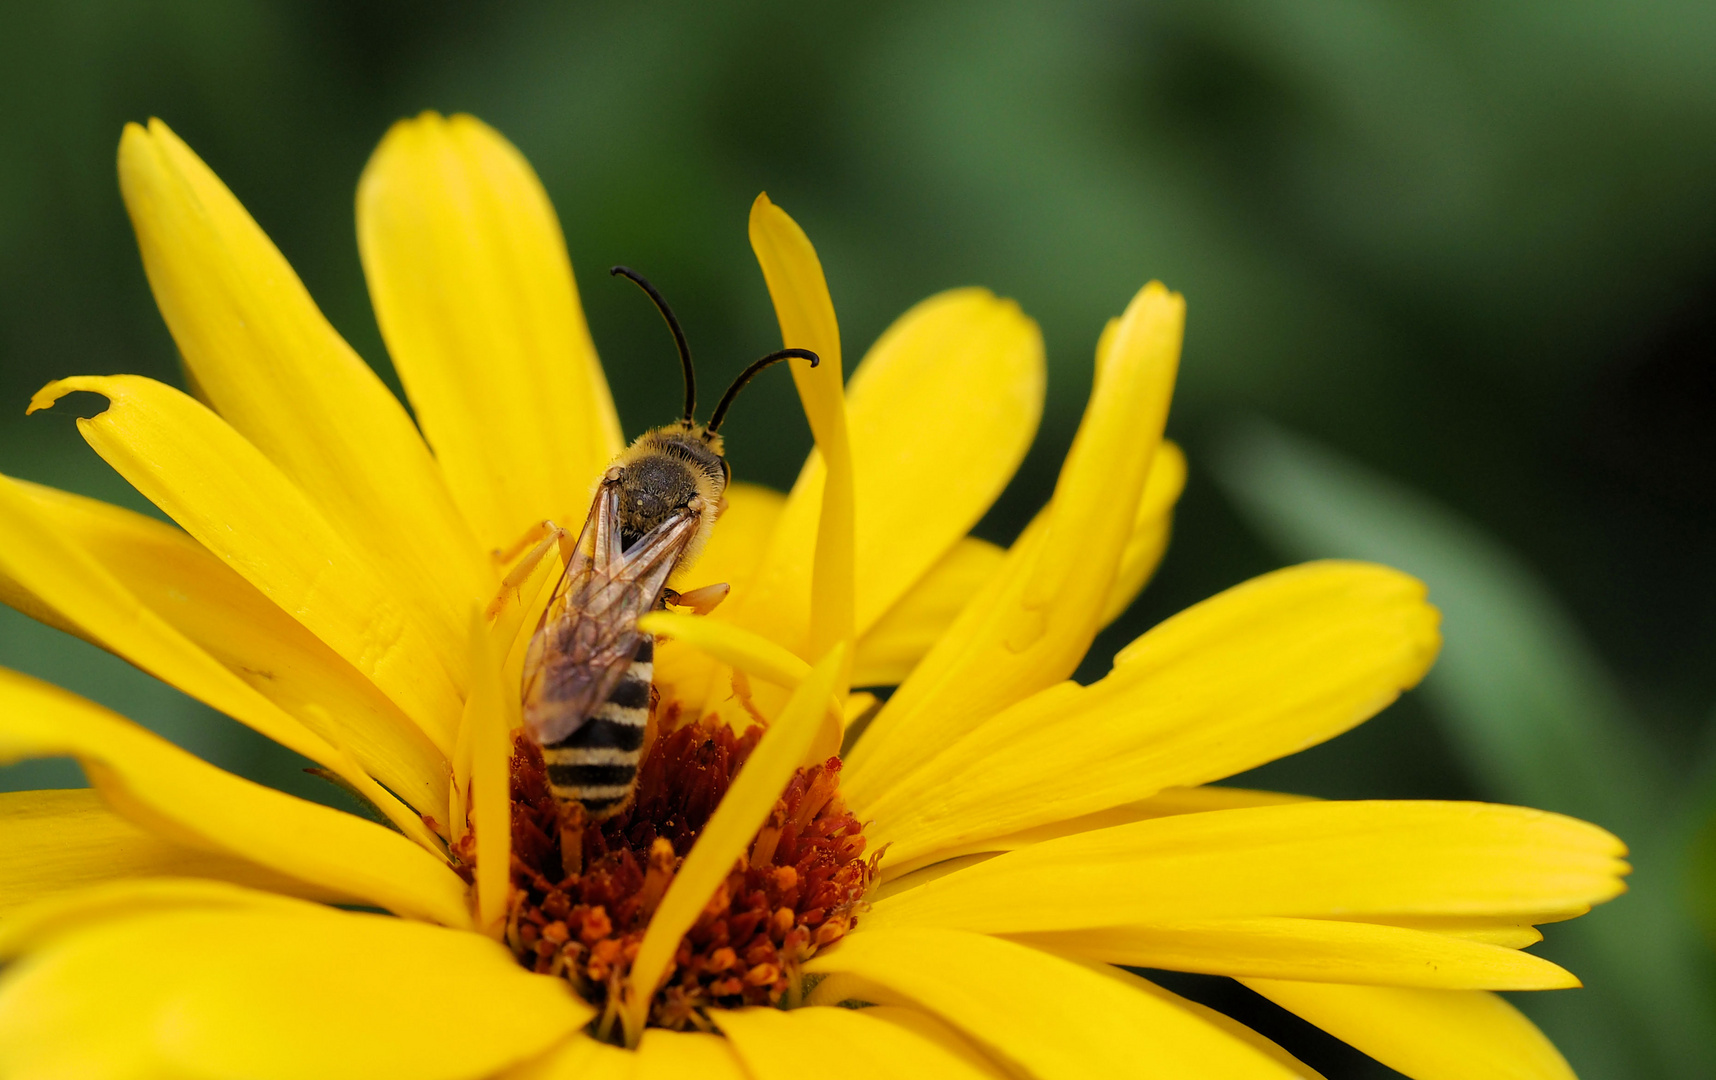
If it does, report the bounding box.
[521,490,699,745]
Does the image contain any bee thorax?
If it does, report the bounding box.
[610,423,727,561]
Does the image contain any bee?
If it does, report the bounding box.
[521,266,816,827]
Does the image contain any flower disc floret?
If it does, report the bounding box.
[504,712,875,1031]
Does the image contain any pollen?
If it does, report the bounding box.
[504,714,877,1031]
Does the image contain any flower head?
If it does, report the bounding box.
[0,112,1625,1080]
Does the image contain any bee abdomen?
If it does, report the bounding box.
[542,638,653,817]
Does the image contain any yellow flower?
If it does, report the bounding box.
[0,112,1624,1080]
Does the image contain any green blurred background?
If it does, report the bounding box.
[2,2,1713,1076]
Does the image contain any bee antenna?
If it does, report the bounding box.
[705,348,819,436]
[610,266,696,423]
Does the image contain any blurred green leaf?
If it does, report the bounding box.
[1689,798,1716,949]
[1215,420,1716,1080]
[1215,421,1664,831]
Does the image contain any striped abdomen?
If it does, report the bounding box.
[541,637,652,817]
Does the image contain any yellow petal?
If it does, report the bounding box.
[865,1006,1019,1076]
[852,439,1182,693]
[449,684,474,848]
[1007,437,1187,630]
[639,610,844,764]
[847,282,1184,800]
[6,476,448,824]
[1121,784,1318,816]
[855,538,1004,688]
[0,667,471,927]
[358,112,622,553]
[1351,915,1545,949]
[716,1004,1009,1079]
[635,1029,749,1080]
[1115,968,1328,1080]
[640,610,811,690]
[738,289,1043,651]
[865,800,1626,933]
[1099,439,1187,625]
[847,286,1043,631]
[31,376,464,754]
[872,796,1333,904]
[487,527,575,705]
[116,119,486,673]
[0,470,324,769]
[498,544,575,740]
[502,1035,633,1080]
[843,691,879,729]
[1004,917,1576,989]
[0,471,438,845]
[0,906,588,1080]
[805,927,1303,1079]
[653,482,786,719]
[869,854,999,905]
[859,561,1442,864]
[840,289,1040,635]
[0,876,313,960]
[876,786,1317,885]
[465,613,511,934]
[0,791,342,916]
[0,562,78,639]
[623,643,846,1041]
[748,194,855,671]
[1242,979,1575,1080]
[696,482,789,585]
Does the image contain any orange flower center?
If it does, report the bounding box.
[503,714,876,1031]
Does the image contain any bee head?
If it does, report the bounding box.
[606,265,820,564]
[611,423,728,558]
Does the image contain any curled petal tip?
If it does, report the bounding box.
[26,378,84,416]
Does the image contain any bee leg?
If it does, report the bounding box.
[557,800,587,880]
[667,581,730,616]
[483,522,568,621]
[729,668,771,727]
[491,518,561,565]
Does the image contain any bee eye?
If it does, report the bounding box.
[721,459,732,484]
